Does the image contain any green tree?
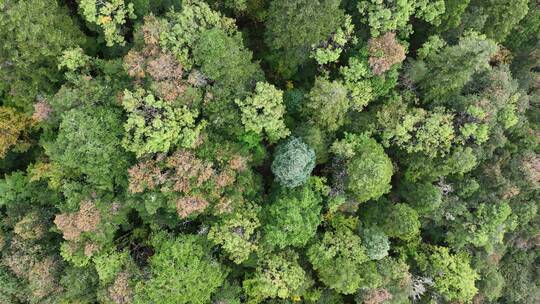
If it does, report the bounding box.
[437,0,471,31]
[265,0,348,77]
[307,216,370,294]
[469,0,529,42]
[408,31,498,103]
[500,249,540,303]
[58,266,99,303]
[135,233,226,304]
[122,88,204,157]
[0,266,26,304]
[302,77,350,132]
[416,246,478,302]
[360,226,390,260]
[382,203,421,241]
[271,137,316,188]
[399,181,443,215]
[207,202,261,264]
[192,28,264,135]
[193,28,263,101]
[0,0,85,111]
[331,133,393,203]
[263,177,328,248]
[159,0,237,67]
[295,124,331,165]
[45,106,128,191]
[78,0,136,46]
[236,82,290,142]
[243,250,309,302]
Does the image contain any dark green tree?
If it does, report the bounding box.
[408,31,498,104]
[307,216,371,294]
[45,106,128,191]
[134,233,226,304]
[243,250,310,302]
[0,0,85,111]
[265,0,348,77]
[263,177,328,248]
[331,133,393,204]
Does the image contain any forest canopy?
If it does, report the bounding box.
[0,0,539,303]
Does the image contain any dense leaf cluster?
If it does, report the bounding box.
[0,0,539,303]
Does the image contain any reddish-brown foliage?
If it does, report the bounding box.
[176,196,209,218]
[124,15,191,104]
[154,79,187,102]
[229,155,248,171]
[14,212,46,240]
[147,52,183,81]
[84,242,101,257]
[368,32,406,75]
[2,237,40,278]
[124,50,146,79]
[0,231,5,250]
[362,288,393,304]
[214,197,233,215]
[141,15,162,48]
[187,69,209,87]
[54,200,101,241]
[521,153,540,186]
[28,257,61,300]
[127,158,163,193]
[215,169,235,189]
[167,150,214,193]
[127,148,248,218]
[490,47,512,66]
[109,271,134,304]
[32,99,52,122]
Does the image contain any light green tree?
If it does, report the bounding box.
[243,250,309,302]
[122,88,205,157]
[303,77,349,132]
[79,0,136,46]
[207,202,261,264]
[357,0,445,37]
[236,82,290,142]
[416,246,479,302]
[446,201,512,251]
[377,99,456,158]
